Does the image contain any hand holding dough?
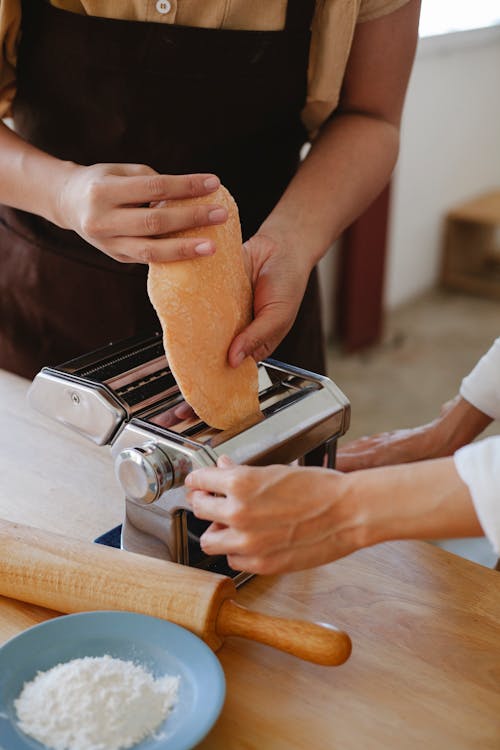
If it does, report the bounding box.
[147,186,261,430]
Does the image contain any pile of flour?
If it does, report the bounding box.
[14,654,180,750]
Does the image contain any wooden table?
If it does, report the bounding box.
[1,370,499,749]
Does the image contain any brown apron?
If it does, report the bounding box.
[0,0,325,383]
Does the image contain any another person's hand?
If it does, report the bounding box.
[337,396,492,472]
[185,455,358,574]
[228,231,313,365]
[336,424,440,473]
[152,400,197,429]
[56,163,227,263]
[185,452,483,575]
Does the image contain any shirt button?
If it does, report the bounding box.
[155,0,171,14]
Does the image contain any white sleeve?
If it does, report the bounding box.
[454,436,500,555]
[460,338,500,419]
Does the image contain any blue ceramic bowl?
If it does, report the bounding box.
[0,611,225,750]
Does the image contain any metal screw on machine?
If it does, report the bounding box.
[115,443,175,504]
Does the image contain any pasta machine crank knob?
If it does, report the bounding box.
[115,443,174,504]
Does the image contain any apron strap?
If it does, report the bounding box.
[285,0,316,30]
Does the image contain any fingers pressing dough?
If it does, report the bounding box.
[147,186,261,430]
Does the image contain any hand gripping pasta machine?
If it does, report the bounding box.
[28,332,350,585]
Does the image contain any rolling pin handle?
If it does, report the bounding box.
[216,599,352,666]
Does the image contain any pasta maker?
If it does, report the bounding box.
[28,332,350,586]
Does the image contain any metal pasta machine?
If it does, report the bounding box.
[28,332,350,586]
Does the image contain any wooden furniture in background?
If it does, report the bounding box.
[441,190,500,298]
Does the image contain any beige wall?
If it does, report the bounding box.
[386,25,500,308]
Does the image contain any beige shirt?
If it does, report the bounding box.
[0,0,409,133]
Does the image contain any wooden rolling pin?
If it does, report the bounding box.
[0,520,351,666]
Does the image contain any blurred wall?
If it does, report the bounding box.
[386,25,500,308]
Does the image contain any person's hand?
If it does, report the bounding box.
[185,452,483,575]
[152,400,197,429]
[337,398,465,473]
[336,424,439,472]
[56,163,228,263]
[228,231,313,366]
[336,395,492,472]
[336,397,461,473]
[185,456,358,574]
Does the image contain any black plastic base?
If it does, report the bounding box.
[94,525,122,549]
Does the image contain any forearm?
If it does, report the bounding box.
[338,457,483,550]
[430,396,492,455]
[260,0,421,269]
[0,120,74,225]
[260,112,399,266]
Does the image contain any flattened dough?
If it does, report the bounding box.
[147,186,261,430]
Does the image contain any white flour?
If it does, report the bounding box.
[14,655,180,750]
